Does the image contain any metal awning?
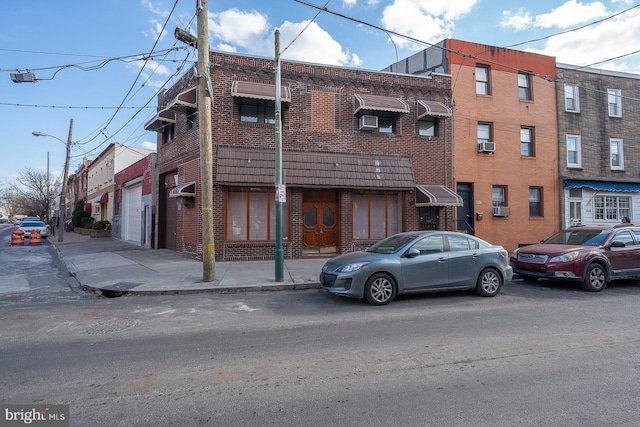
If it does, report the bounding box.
[415,185,463,207]
[169,181,196,198]
[353,93,410,114]
[94,192,109,203]
[231,81,291,102]
[166,87,197,114]
[144,108,176,132]
[564,180,640,192]
[416,100,452,119]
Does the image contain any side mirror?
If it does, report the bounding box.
[405,248,420,258]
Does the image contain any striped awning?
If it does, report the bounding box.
[144,108,175,132]
[231,81,291,102]
[167,87,197,114]
[415,185,463,207]
[416,100,452,119]
[353,93,410,114]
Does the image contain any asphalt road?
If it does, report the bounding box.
[2,223,640,426]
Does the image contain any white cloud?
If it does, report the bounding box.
[141,141,157,151]
[501,9,533,30]
[277,20,353,66]
[381,0,478,49]
[140,0,169,18]
[343,0,357,7]
[534,0,608,29]
[209,8,271,53]
[526,8,640,67]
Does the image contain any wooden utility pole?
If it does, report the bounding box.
[198,0,215,281]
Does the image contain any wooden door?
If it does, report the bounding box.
[303,194,339,254]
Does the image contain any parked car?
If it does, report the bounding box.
[510,224,640,292]
[320,231,513,305]
[17,216,40,225]
[18,220,49,237]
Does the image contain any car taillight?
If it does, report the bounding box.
[499,249,508,258]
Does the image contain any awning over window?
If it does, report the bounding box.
[144,108,176,132]
[565,180,640,192]
[231,81,291,102]
[217,147,415,190]
[94,192,109,203]
[166,87,197,114]
[415,185,463,207]
[353,93,410,115]
[169,181,196,198]
[416,100,452,119]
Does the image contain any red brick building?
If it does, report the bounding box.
[146,51,458,261]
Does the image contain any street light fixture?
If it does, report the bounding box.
[32,118,74,243]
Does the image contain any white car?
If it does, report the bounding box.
[18,220,49,237]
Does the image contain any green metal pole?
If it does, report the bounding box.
[274,30,284,282]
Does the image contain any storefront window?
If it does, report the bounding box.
[227,187,288,241]
[353,192,401,239]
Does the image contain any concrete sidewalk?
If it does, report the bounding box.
[47,231,326,296]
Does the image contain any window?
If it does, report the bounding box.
[608,89,622,117]
[412,235,445,254]
[610,138,624,170]
[520,127,534,157]
[477,122,492,143]
[529,187,542,217]
[476,66,490,95]
[564,84,580,112]
[378,115,394,134]
[419,118,438,137]
[518,72,531,100]
[353,192,401,239]
[447,234,479,251]
[239,98,276,124]
[162,123,174,144]
[567,134,581,168]
[594,195,630,221]
[187,110,197,129]
[492,186,507,207]
[226,187,289,241]
[569,188,582,226]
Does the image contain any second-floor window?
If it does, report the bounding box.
[610,138,624,170]
[478,122,492,143]
[564,84,580,112]
[567,134,581,168]
[240,98,275,124]
[518,72,531,100]
[520,126,534,157]
[162,123,174,145]
[419,118,438,137]
[608,89,622,117]
[476,66,490,95]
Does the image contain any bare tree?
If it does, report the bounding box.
[6,167,59,220]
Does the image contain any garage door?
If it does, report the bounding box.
[123,183,142,243]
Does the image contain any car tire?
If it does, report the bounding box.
[580,263,607,292]
[365,273,396,305]
[476,268,502,297]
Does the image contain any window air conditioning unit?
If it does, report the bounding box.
[478,141,495,153]
[493,206,510,217]
[359,115,378,130]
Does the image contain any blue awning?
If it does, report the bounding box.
[565,180,640,192]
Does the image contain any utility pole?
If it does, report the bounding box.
[274,30,284,281]
[58,118,73,243]
[198,0,215,281]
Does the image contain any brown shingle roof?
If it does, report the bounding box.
[216,146,415,189]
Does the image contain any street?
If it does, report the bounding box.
[1,224,640,426]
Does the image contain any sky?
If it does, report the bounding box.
[1,0,639,194]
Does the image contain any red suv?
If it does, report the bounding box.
[510,224,640,291]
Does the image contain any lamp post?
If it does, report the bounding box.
[33,118,73,243]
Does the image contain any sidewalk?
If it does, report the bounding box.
[46,231,326,297]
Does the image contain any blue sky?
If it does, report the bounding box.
[1,0,639,192]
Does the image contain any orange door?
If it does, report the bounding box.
[303,202,338,254]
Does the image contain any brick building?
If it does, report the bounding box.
[556,64,640,226]
[146,51,458,261]
[386,39,560,251]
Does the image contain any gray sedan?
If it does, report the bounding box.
[320,231,513,305]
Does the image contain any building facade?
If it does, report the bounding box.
[386,39,560,251]
[556,64,640,227]
[147,52,459,261]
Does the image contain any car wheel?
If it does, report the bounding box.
[476,268,502,297]
[365,273,396,305]
[580,263,607,292]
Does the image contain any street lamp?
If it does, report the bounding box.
[32,118,74,243]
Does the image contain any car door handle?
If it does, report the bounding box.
[437,257,446,262]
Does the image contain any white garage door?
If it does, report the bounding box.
[123,183,143,243]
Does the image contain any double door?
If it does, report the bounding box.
[302,190,339,254]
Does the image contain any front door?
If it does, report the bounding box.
[457,183,474,235]
[303,190,339,254]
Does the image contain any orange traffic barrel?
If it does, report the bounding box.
[11,230,25,246]
[29,229,41,245]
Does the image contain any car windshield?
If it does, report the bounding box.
[22,221,44,227]
[366,234,418,254]
[543,229,608,246]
